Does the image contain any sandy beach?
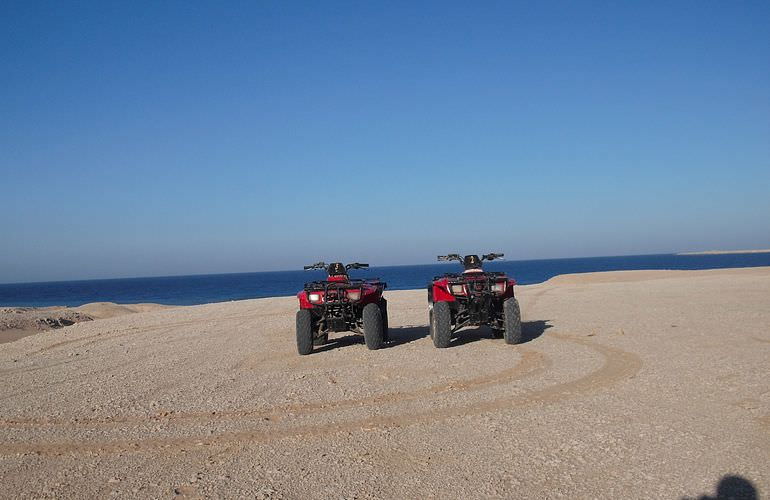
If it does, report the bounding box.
[0,267,768,498]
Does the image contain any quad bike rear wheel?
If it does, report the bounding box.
[379,298,389,343]
[431,301,452,348]
[296,309,314,355]
[503,297,522,345]
[363,302,384,350]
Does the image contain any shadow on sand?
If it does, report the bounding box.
[683,474,758,500]
[313,325,428,353]
[449,320,552,347]
[314,320,551,353]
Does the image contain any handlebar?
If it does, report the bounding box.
[303,262,370,271]
[438,253,504,262]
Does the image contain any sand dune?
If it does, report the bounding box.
[73,301,172,319]
[0,268,767,498]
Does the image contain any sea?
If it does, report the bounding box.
[1,252,769,308]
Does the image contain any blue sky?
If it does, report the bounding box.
[2,1,769,283]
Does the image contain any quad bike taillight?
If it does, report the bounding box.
[449,280,507,296]
[307,288,362,304]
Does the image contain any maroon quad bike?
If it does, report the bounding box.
[428,253,522,348]
[296,262,389,355]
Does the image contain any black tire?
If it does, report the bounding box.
[296,310,314,355]
[379,299,389,342]
[503,297,522,345]
[362,303,384,350]
[432,301,452,348]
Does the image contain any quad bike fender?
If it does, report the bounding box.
[358,284,383,306]
[502,279,517,299]
[430,282,457,303]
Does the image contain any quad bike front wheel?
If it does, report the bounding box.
[362,302,384,350]
[503,297,522,345]
[431,301,452,348]
[296,309,314,355]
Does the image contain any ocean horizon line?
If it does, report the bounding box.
[4,252,770,308]
[0,251,689,287]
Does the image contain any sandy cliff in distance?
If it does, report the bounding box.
[0,302,170,343]
[0,267,768,498]
[677,249,770,255]
[72,302,172,319]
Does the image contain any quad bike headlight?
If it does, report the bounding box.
[346,289,361,301]
[492,281,507,293]
[308,292,323,304]
[450,284,467,295]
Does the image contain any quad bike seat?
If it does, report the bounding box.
[462,254,483,272]
[326,262,349,282]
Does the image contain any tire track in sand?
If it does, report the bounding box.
[0,348,547,428]
[0,334,641,456]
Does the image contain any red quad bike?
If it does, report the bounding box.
[428,253,522,348]
[296,262,389,355]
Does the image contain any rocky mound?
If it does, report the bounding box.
[0,307,94,332]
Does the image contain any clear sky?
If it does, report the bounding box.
[2,1,769,283]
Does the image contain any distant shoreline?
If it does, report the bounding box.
[676,249,770,255]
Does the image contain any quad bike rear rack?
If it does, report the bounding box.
[434,271,507,282]
[435,272,509,330]
[434,272,508,297]
[304,279,386,333]
[304,279,386,303]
